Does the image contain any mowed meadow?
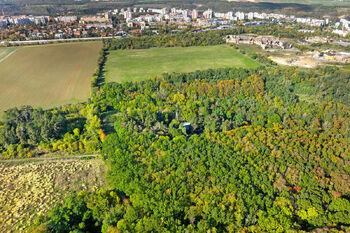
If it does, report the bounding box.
[104,45,261,82]
[0,42,102,113]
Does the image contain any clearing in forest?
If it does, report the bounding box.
[104,45,261,83]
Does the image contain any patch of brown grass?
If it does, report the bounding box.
[0,158,105,232]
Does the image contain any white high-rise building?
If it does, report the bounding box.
[192,9,198,19]
[226,12,234,20]
[203,9,213,19]
[124,11,133,19]
[161,8,169,15]
[236,12,245,20]
[340,19,350,29]
[248,12,254,20]
[55,16,77,23]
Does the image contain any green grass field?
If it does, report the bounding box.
[104,45,261,83]
[0,42,102,113]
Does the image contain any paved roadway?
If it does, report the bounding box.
[0,36,120,46]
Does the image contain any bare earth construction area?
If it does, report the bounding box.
[0,42,102,112]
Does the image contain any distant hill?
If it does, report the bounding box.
[261,0,350,6]
[0,0,349,16]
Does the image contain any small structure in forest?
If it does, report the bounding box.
[181,122,191,132]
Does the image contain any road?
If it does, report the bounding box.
[0,36,120,46]
[0,154,100,163]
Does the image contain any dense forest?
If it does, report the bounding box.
[25,65,350,232]
[0,102,105,158]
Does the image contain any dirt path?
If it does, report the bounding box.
[0,49,16,64]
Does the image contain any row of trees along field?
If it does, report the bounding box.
[29,66,350,232]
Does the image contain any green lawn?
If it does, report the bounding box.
[104,45,261,83]
[0,42,102,113]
